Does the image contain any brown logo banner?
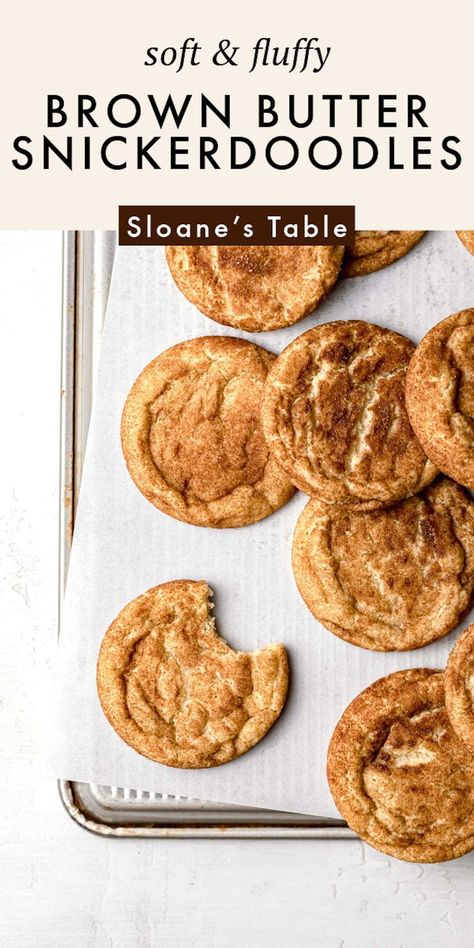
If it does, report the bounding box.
[118,205,355,246]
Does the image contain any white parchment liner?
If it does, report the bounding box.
[50,232,474,817]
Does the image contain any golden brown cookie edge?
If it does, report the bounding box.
[121,335,295,528]
[343,231,426,278]
[327,669,474,862]
[96,579,290,769]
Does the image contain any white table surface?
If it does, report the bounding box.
[1,230,474,948]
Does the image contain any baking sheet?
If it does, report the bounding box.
[50,232,474,818]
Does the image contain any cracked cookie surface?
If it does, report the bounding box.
[121,336,295,528]
[445,623,474,750]
[292,479,474,651]
[343,230,425,277]
[457,231,474,256]
[262,320,437,507]
[406,309,474,489]
[97,580,289,768]
[166,245,344,332]
[327,669,474,862]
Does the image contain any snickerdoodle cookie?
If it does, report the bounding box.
[406,309,474,490]
[121,336,294,528]
[292,479,474,651]
[343,231,425,277]
[327,669,474,862]
[445,623,474,750]
[165,245,344,332]
[457,232,474,256]
[97,580,289,768]
[262,320,437,508]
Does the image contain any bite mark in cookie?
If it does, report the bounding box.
[97,580,289,768]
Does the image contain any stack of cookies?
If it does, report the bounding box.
[97,232,474,863]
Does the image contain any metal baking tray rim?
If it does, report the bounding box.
[58,780,351,839]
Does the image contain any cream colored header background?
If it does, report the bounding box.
[1,0,473,228]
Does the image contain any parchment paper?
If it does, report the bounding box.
[50,232,474,817]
